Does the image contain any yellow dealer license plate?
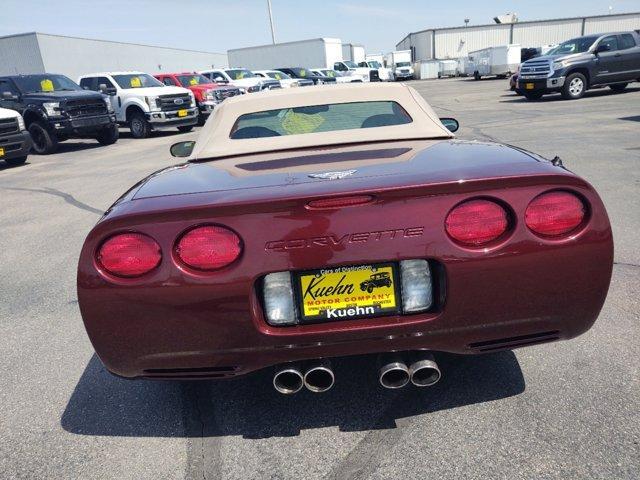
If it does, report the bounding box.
[0,147,4,157]
[296,263,399,323]
[525,83,535,90]
[177,109,188,117]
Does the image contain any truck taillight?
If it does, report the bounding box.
[97,233,161,278]
[175,225,242,271]
[525,191,586,237]
[445,199,509,246]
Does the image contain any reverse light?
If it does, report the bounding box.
[525,191,586,237]
[400,260,432,313]
[263,272,298,325]
[175,225,242,271]
[97,233,161,278]
[445,199,509,246]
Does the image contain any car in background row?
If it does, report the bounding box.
[154,72,241,125]
[253,70,314,88]
[79,72,197,138]
[0,74,117,154]
[0,107,31,165]
[200,68,281,93]
[276,68,337,85]
[517,31,640,100]
[333,60,378,81]
[311,69,362,83]
[358,60,393,81]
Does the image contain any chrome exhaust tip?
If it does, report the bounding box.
[303,360,335,393]
[273,365,304,394]
[378,355,410,389]
[409,352,441,387]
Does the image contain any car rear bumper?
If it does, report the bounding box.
[78,180,613,380]
[0,131,32,159]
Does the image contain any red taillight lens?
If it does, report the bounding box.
[525,191,586,237]
[97,233,161,278]
[175,225,242,271]
[445,199,509,246]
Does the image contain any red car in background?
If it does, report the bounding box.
[154,72,241,124]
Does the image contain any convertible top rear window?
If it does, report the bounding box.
[230,101,412,139]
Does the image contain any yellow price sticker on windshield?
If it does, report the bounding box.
[274,73,281,80]
[130,77,142,87]
[328,71,335,77]
[282,110,324,135]
[40,79,54,92]
[189,77,198,85]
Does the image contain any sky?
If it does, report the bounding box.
[1,0,638,54]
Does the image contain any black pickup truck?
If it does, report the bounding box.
[0,74,118,154]
[517,31,640,100]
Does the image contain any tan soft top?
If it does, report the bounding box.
[189,82,453,160]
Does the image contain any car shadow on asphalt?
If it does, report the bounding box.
[61,351,524,439]
[499,85,640,103]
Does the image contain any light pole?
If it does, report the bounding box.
[267,0,276,44]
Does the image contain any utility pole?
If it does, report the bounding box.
[267,0,276,44]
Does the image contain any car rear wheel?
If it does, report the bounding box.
[523,91,543,101]
[28,121,58,154]
[4,156,27,166]
[177,126,194,133]
[609,83,628,92]
[561,73,587,100]
[96,125,119,145]
[129,112,151,139]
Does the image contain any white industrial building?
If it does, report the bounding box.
[0,32,228,79]
[396,11,640,61]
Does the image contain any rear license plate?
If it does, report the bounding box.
[295,263,400,323]
[177,109,188,117]
[525,83,535,90]
[0,147,4,157]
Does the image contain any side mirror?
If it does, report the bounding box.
[170,141,196,158]
[440,117,459,133]
[595,44,611,53]
[1,91,17,100]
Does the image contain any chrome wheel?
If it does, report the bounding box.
[569,77,584,96]
[131,118,144,136]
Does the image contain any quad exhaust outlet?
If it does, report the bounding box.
[273,364,304,394]
[378,354,411,389]
[303,360,335,393]
[408,351,441,387]
[378,352,441,389]
[273,360,335,394]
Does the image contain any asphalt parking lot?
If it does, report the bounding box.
[1,78,639,480]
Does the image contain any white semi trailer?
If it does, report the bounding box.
[466,44,521,80]
[227,38,343,70]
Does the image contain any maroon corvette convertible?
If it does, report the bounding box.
[77,83,613,393]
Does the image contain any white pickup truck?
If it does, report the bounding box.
[200,68,281,93]
[0,107,31,166]
[332,61,378,82]
[78,72,197,138]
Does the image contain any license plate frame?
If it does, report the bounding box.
[294,262,401,324]
[177,109,188,117]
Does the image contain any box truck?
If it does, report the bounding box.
[467,45,521,80]
[227,38,343,71]
[342,43,365,64]
[384,50,413,81]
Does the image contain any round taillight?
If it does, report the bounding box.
[175,225,242,271]
[525,191,586,237]
[97,233,161,278]
[445,199,509,246]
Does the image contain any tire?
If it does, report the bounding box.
[523,91,544,101]
[367,286,374,294]
[28,121,58,154]
[129,112,151,139]
[609,83,628,92]
[561,72,587,100]
[177,125,194,133]
[473,71,481,81]
[4,156,27,166]
[96,125,119,145]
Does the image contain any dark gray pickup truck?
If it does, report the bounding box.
[517,31,640,100]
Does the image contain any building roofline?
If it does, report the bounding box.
[0,31,226,55]
[228,37,342,53]
[402,10,640,37]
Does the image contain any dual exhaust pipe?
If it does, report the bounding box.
[273,360,334,394]
[273,352,440,394]
[378,351,441,389]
